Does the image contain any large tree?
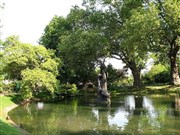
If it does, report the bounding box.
[81,0,148,88]
[40,0,149,89]
[40,6,112,98]
[40,13,98,85]
[155,0,180,85]
[100,0,180,86]
[2,36,60,99]
[124,0,180,85]
[113,0,159,88]
[61,7,111,97]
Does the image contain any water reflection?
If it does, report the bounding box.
[170,94,180,117]
[37,102,44,110]
[106,96,160,131]
[108,108,129,130]
[175,95,180,111]
[9,94,180,135]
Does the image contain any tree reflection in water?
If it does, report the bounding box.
[9,94,180,135]
[175,94,180,112]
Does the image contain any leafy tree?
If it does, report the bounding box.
[154,0,180,85]
[40,7,108,81]
[127,0,180,85]
[40,14,95,84]
[2,36,60,100]
[106,64,127,88]
[39,16,71,51]
[114,1,160,88]
[40,0,148,90]
[3,36,59,79]
[21,68,58,100]
[61,7,111,97]
[107,0,180,86]
[81,0,148,88]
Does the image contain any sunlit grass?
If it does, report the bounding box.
[110,85,180,95]
[0,95,17,120]
[0,95,21,135]
[145,85,180,94]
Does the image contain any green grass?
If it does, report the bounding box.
[110,85,180,95]
[0,95,16,120]
[144,85,180,94]
[0,95,22,135]
[0,120,20,135]
[1,95,16,109]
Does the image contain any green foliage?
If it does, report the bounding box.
[58,83,79,96]
[40,0,180,87]
[2,82,15,92]
[143,64,170,84]
[143,0,180,85]
[106,64,127,87]
[110,76,133,89]
[2,36,59,80]
[20,85,33,100]
[40,7,110,85]
[2,36,60,100]
[39,16,71,50]
[0,75,3,92]
[21,68,58,100]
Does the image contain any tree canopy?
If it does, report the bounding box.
[40,0,180,89]
[2,36,60,100]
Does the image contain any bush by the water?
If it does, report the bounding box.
[57,83,79,96]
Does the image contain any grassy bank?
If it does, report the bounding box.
[0,95,21,135]
[110,85,180,95]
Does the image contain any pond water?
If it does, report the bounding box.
[9,94,180,135]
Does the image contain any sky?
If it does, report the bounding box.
[0,0,151,70]
[1,0,82,44]
[0,0,127,69]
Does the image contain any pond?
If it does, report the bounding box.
[9,94,180,135]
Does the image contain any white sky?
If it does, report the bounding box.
[1,0,82,44]
[0,0,132,70]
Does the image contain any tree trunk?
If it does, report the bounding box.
[129,61,143,89]
[169,44,180,85]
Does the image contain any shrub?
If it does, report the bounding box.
[143,64,170,84]
[2,82,15,92]
[58,83,79,96]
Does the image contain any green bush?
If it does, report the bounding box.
[109,77,133,90]
[2,82,15,92]
[58,83,79,96]
[20,85,33,100]
[143,64,170,84]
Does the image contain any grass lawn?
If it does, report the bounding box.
[0,95,22,135]
[144,85,180,94]
[110,85,180,95]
